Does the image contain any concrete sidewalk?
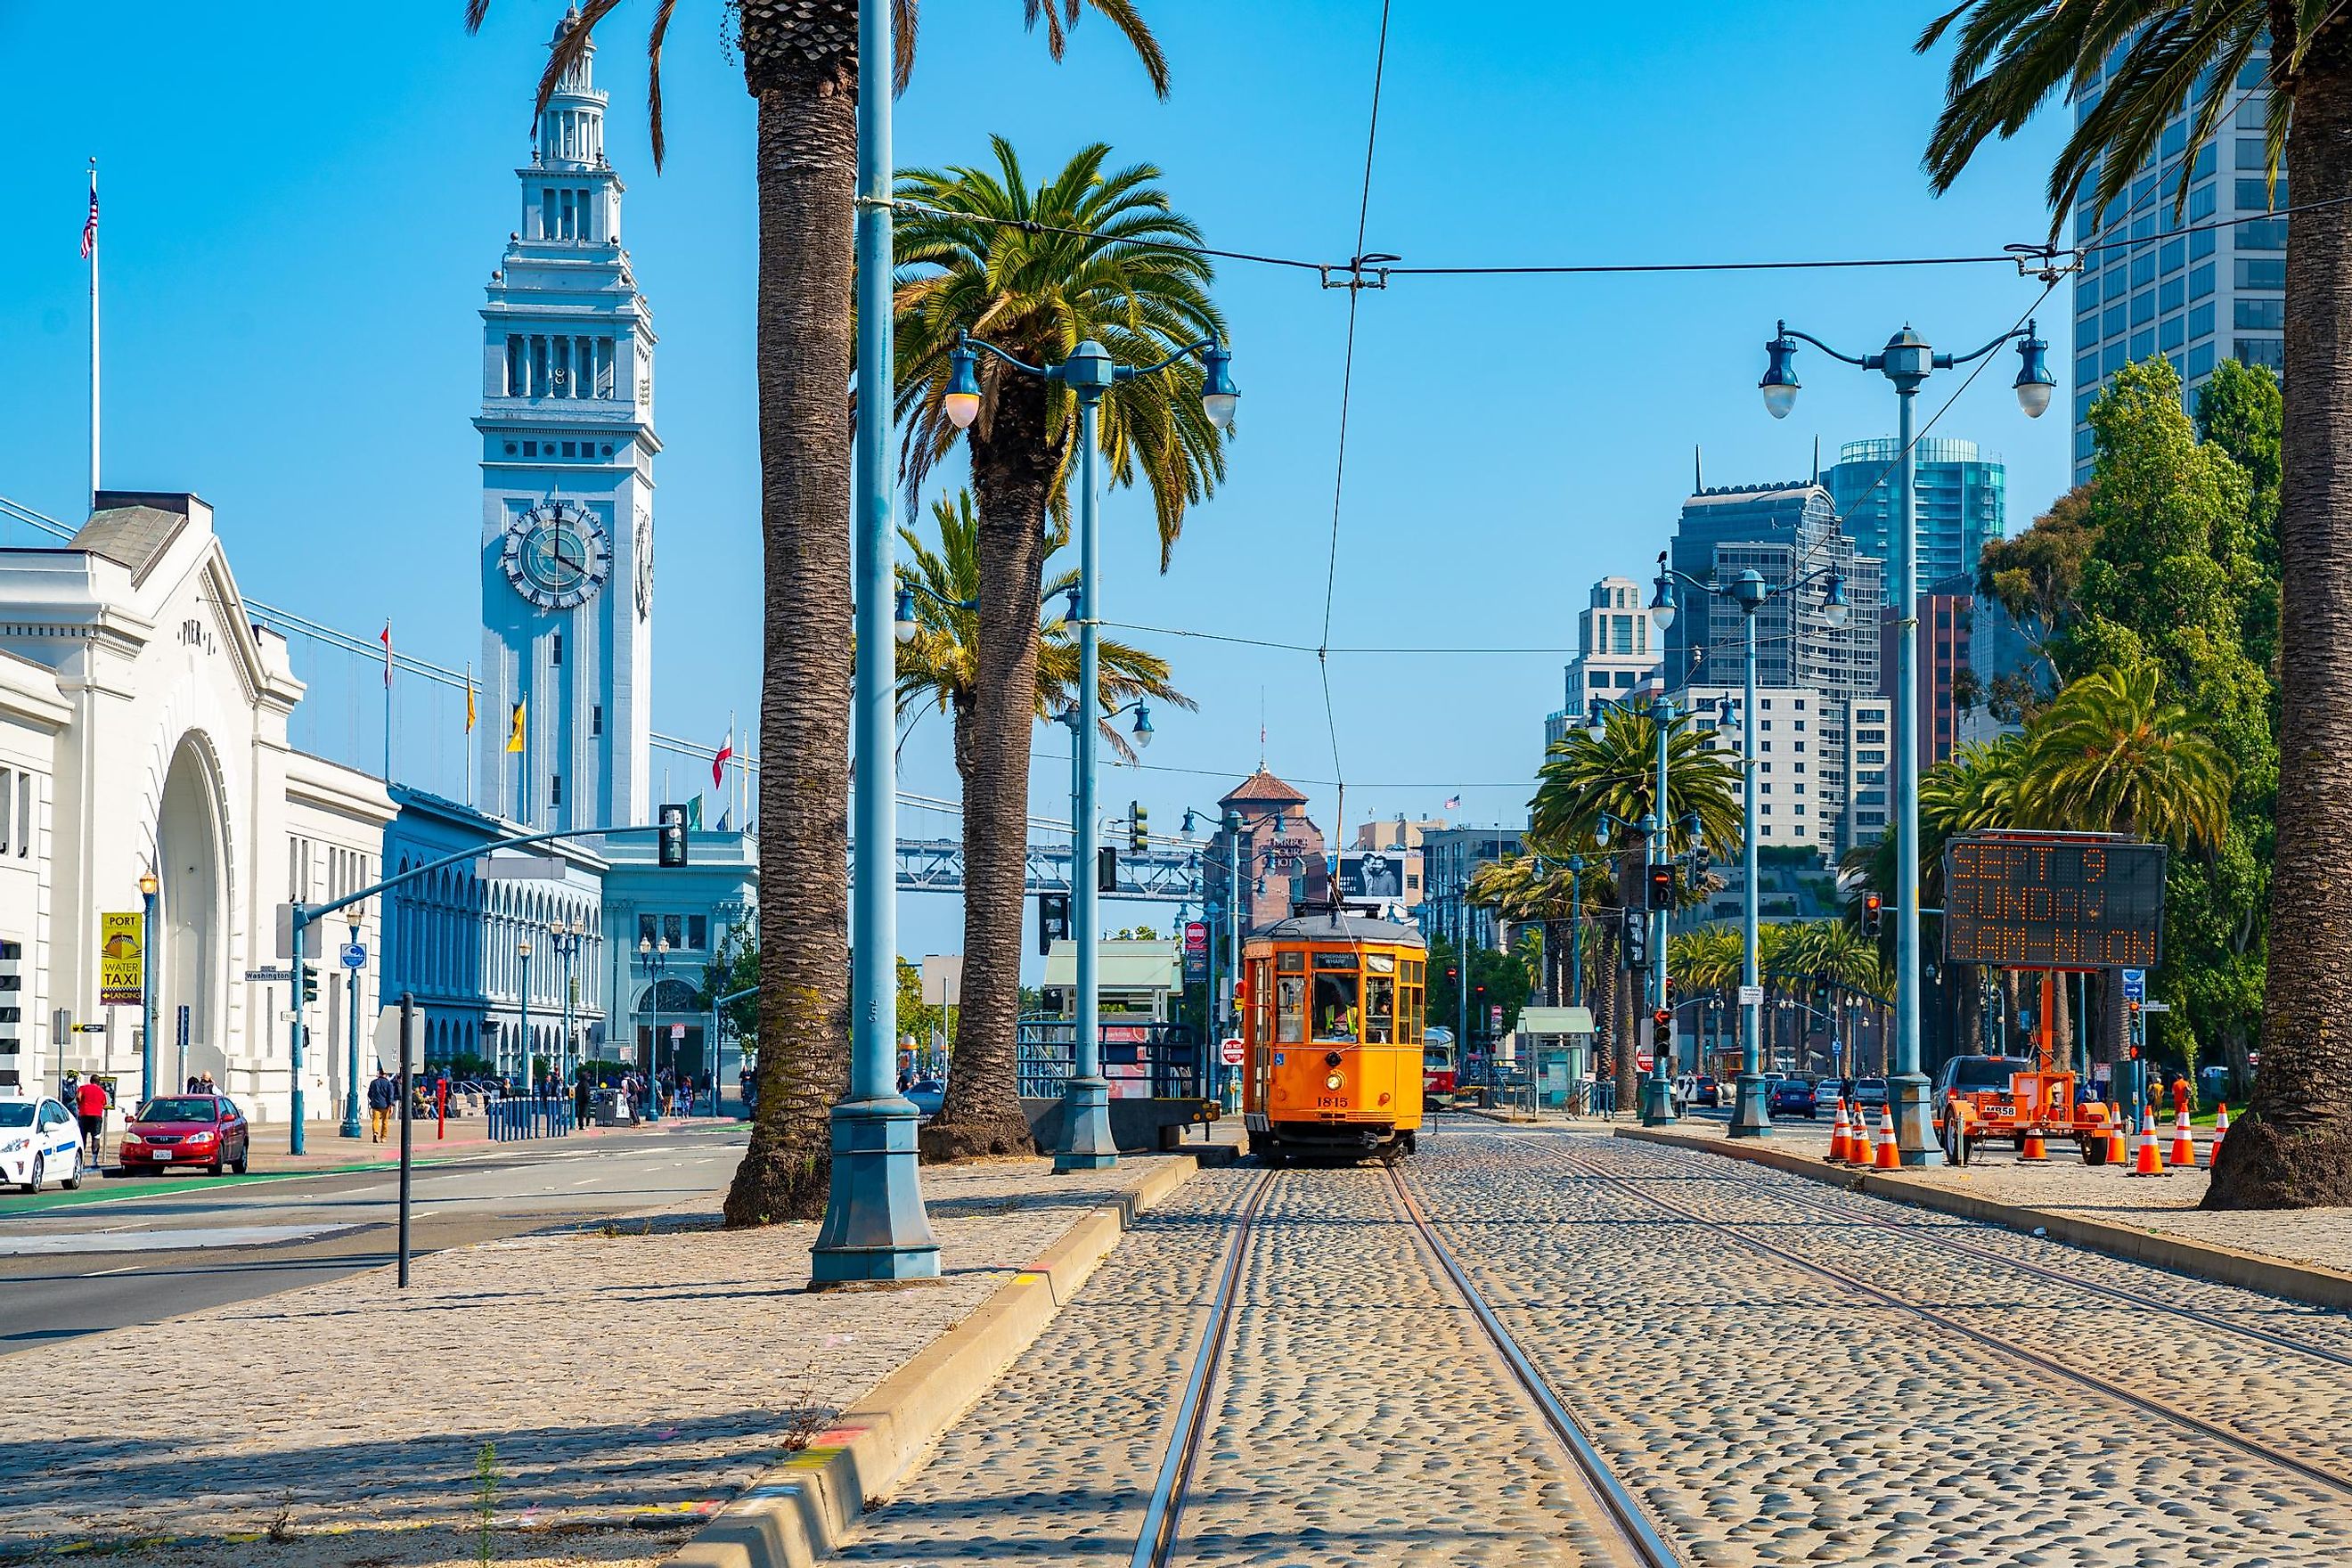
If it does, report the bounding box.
[4,1144,1215,1568]
[82,1110,742,1180]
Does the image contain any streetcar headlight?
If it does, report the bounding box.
[1325,1074,1343,1090]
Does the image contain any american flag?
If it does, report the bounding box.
[79,187,98,259]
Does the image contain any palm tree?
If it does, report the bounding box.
[1913,0,2352,1208]
[465,0,1175,1225]
[2018,665,2234,850]
[1530,711,1738,1108]
[886,139,1229,1158]
[893,490,1192,1156]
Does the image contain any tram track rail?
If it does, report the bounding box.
[1531,1136,2352,1503]
[1130,1167,1275,1568]
[1384,1164,1684,1568]
[1622,1136,2352,1376]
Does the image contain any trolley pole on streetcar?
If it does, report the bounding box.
[1756,316,2049,1162]
[940,327,1237,1172]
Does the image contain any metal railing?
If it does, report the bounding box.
[1017,1017,1202,1100]
[485,1094,576,1141]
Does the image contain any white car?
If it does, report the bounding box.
[1,1095,86,1192]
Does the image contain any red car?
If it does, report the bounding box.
[118,1094,249,1175]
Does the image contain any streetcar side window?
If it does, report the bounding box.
[1364,975,1396,1042]
[1277,976,1307,1043]
[1312,972,1358,1040]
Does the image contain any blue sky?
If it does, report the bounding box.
[0,2,2070,965]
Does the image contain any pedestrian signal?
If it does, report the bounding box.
[1621,908,1649,968]
[1037,892,1070,956]
[657,803,690,868]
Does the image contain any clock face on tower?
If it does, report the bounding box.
[502,500,611,610]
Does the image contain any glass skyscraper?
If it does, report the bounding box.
[2071,48,2284,486]
[1822,437,2005,597]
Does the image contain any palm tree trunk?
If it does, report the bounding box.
[920,381,1055,1161]
[725,77,858,1228]
[1614,964,1638,1110]
[2214,31,2352,1207]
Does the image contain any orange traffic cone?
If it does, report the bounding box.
[2105,1108,2128,1165]
[2020,1125,2050,1163]
[1827,1099,1852,1163]
[2169,1106,2196,1169]
[2213,1103,2230,1163]
[1874,1107,1899,1170]
[2129,1107,2166,1176]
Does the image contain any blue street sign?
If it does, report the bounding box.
[340,943,367,970]
[2121,968,2145,1002]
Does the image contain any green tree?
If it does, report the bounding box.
[471,0,1175,1227]
[1913,0,2352,1209]
[1423,934,1533,1054]
[1976,485,2098,721]
[703,923,761,1057]
[886,140,1228,1160]
[893,490,1191,1156]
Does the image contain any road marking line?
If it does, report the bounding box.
[82,1264,140,1276]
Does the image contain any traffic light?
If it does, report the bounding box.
[301,963,320,1005]
[1812,975,1830,1010]
[657,803,690,868]
[1663,975,1677,1002]
[1097,845,1118,893]
[1687,843,1712,887]
[1129,802,1148,853]
[1646,862,1676,911]
[1621,907,1649,968]
[1861,893,1883,935]
[1037,892,1070,956]
[1445,965,1458,983]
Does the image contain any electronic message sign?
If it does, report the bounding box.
[1941,834,2166,969]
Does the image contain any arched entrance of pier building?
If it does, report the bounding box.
[635,977,705,1083]
[155,735,228,1086]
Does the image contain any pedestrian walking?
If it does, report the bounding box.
[74,1074,110,1163]
[365,1067,397,1143]
[2170,1072,2192,1118]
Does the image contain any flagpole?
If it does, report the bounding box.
[382,625,394,781]
[464,662,475,811]
[86,157,99,514]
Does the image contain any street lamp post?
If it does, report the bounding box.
[518,938,533,1100]
[1758,316,2051,1164]
[137,872,158,1106]
[943,330,1236,1172]
[1649,556,1849,1138]
[637,936,666,1123]
[339,920,364,1139]
[552,919,584,1109]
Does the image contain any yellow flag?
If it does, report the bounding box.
[464,668,477,733]
[506,699,527,754]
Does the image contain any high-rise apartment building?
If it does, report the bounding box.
[2071,50,2284,486]
[1545,576,1664,748]
[1822,437,2006,596]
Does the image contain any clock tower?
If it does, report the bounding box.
[475,7,657,832]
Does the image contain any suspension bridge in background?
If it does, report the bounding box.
[0,494,1209,905]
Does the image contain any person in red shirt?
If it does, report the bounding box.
[73,1076,110,1161]
[2170,1072,2193,1118]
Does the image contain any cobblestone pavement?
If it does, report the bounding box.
[1660,1115,2352,1277]
[0,1154,1169,1567]
[1420,1123,2352,1566]
[837,1164,1637,1567]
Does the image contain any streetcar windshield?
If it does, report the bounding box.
[1313,971,1357,1040]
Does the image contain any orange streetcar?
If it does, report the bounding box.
[1239,907,1427,1164]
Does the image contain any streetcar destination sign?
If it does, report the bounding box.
[1941,832,2167,969]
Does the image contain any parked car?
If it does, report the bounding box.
[1,1094,85,1192]
[1693,1074,1720,1108]
[1768,1078,1818,1118]
[119,1094,249,1175]
[1849,1076,1891,1111]
[903,1078,946,1117]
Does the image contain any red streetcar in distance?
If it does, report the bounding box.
[1424,1025,1458,1107]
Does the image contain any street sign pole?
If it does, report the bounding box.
[339,929,364,1139]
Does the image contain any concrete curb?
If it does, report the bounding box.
[1613,1125,2352,1313]
[668,1153,1205,1568]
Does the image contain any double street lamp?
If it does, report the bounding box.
[943,329,1236,1172]
[637,935,668,1122]
[1648,554,1848,1139]
[1756,316,2051,1163]
[550,918,589,1100]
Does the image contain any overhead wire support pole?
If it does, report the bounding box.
[810,0,938,1284]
